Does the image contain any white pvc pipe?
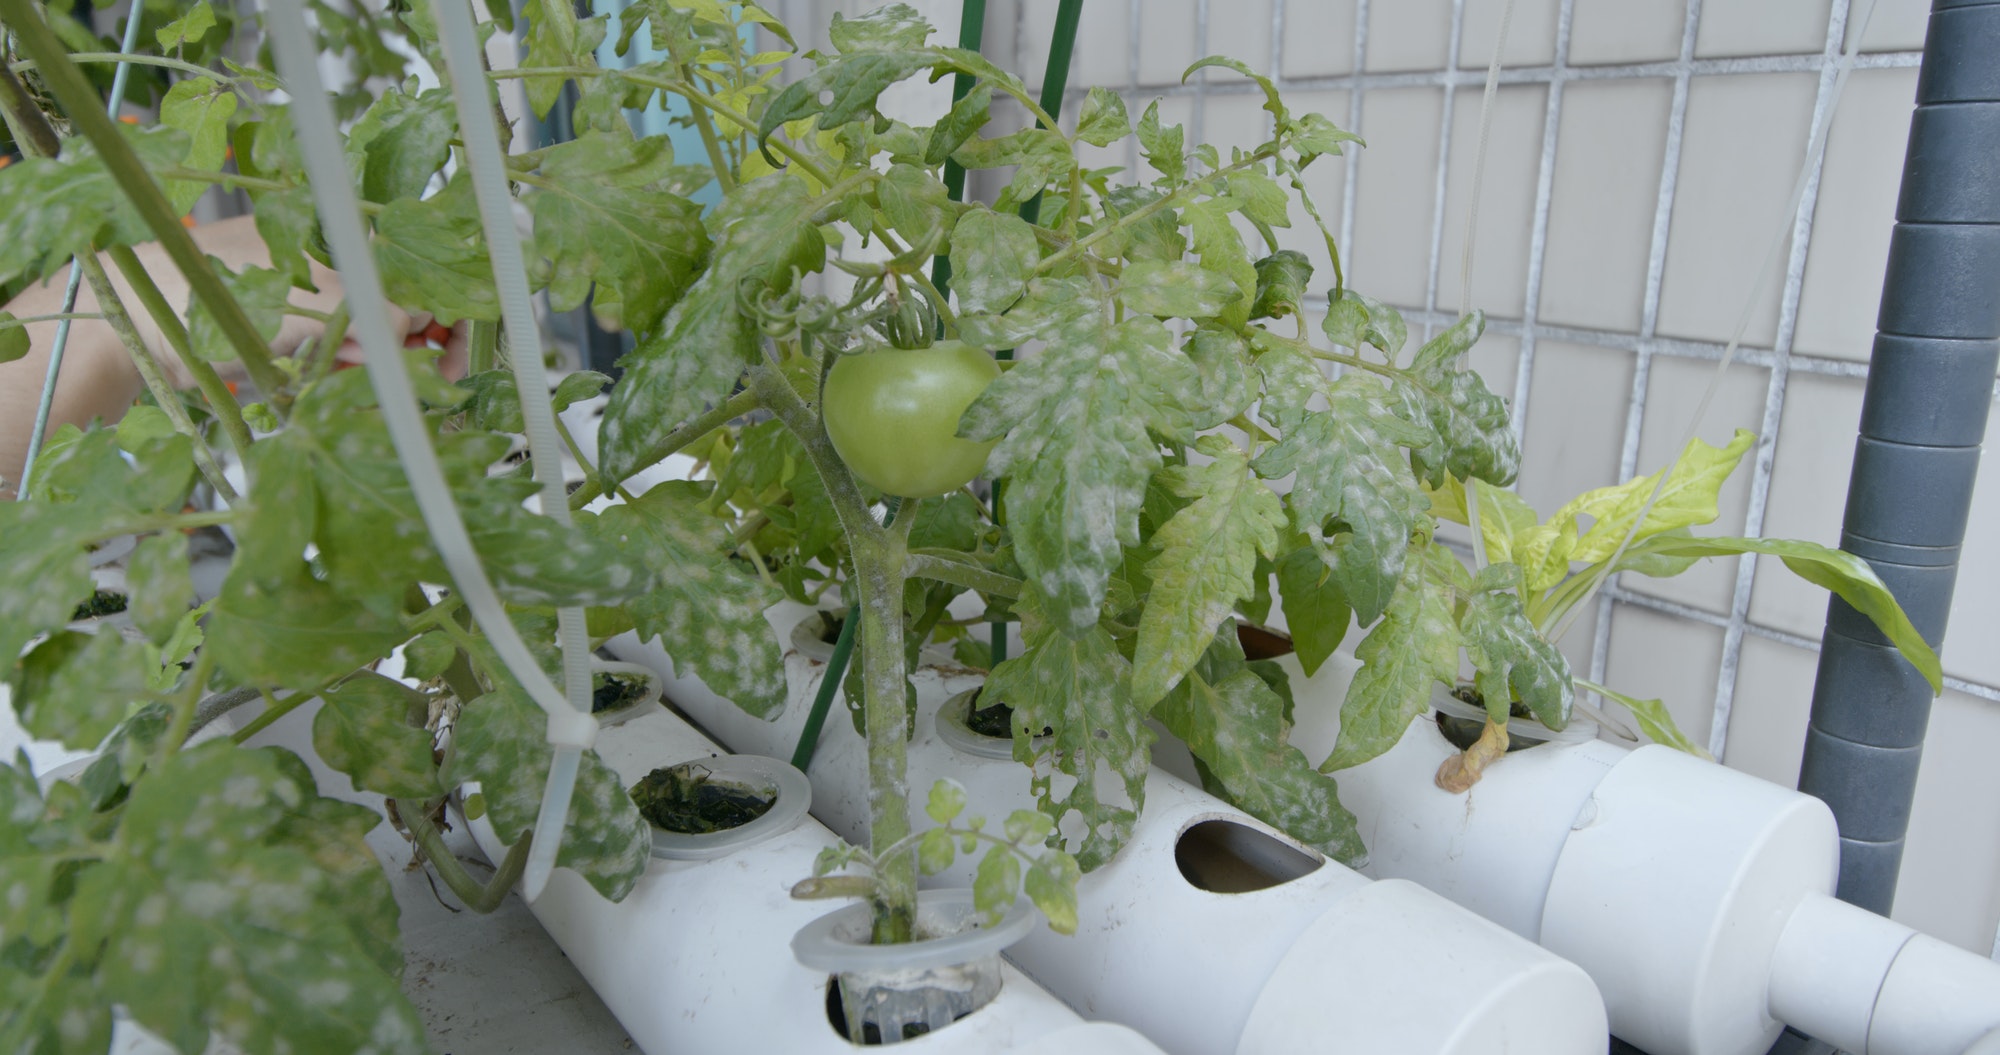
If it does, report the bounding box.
[262,0,594,902]
[464,704,1148,1053]
[613,602,1610,1055]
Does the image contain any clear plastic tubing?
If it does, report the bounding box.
[18,5,149,495]
[432,0,595,901]
[261,0,594,899]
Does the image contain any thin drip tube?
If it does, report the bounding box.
[18,7,148,496]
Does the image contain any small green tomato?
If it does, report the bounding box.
[821,340,1001,499]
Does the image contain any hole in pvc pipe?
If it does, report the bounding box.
[1174,819,1322,893]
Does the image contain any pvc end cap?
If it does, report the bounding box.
[546,707,599,750]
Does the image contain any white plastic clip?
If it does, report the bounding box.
[546,707,600,752]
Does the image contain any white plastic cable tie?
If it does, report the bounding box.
[545,707,599,752]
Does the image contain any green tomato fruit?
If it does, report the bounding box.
[822,340,1001,499]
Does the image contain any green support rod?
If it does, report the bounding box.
[929,0,987,308]
[1015,0,1084,228]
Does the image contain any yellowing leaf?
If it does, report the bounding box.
[1559,429,1756,563]
[1133,438,1285,705]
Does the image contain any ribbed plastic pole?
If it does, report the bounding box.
[1796,0,2000,916]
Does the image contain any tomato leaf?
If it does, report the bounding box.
[962,303,1198,636]
[1460,564,1572,728]
[529,130,709,334]
[1024,852,1081,934]
[599,174,825,485]
[520,0,610,119]
[1322,546,1462,772]
[1290,112,1364,161]
[1251,369,1435,624]
[345,86,455,205]
[1277,546,1351,677]
[313,671,439,800]
[877,162,955,246]
[1075,87,1132,147]
[985,596,1150,871]
[1185,55,1286,125]
[0,312,26,364]
[1185,196,1256,329]
[155,0,216,49]
[587,482,788,716]
[374,179,503,326]
[1157,635,1364,863]
[1393,311,1520,488]
[0,128,185,288]
[158,79,237,213]
[1322,289,1407,361]
[1119,259,1243,320]
[951,127,1075,214]
[1557,429,1756,563]
[1133,438,1286,705]
[925,81,993,166]
[1630,534,1943,693]
[1136,101,1185,185]
[1251,250,1314,321]
[446,686,651,900]
[126,533,193,647]
[1588,680,1710,758]
[186,259,288,363]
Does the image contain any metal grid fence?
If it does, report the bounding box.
[1013,0,1998,765]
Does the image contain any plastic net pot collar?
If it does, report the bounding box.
[647,753,812,861]
[792,889,1041,1046]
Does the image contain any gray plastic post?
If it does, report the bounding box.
[1797,0,2000,918]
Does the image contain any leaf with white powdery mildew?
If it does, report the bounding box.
[599,174,824,485]
[530,130,709,334]
[447,687,651,900]
[1392,311,1519,489]
[1157,635,1364,863]
[588,482,788,717]
[1459,563,1572,729]
[15,630,153,750]
[313,671,439,800]
[1322,545,1462,772]
[1133,437,1285,705]
[1120,260,1243,320]
[66,744,426,1055]
[949,207,1040,315]
[961,301,1200,635]
[983,595,1150,871]
[1252,370,1435,624]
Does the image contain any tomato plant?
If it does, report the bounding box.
[822,340,1000,499]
